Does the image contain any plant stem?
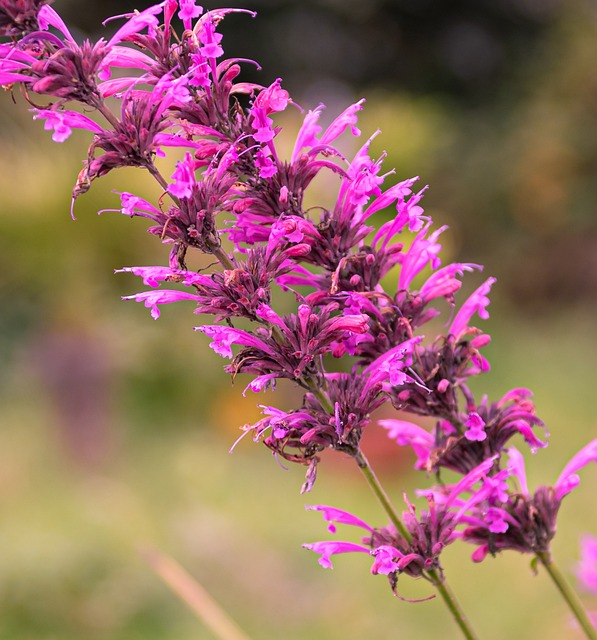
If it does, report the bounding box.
[147,163,172,194]
[354,449,480,640]
[96,101,121,131]
[354,449,411,542]
[428,571,479,640]
[302,384,478,638]
[537,552,597,640]
[308,384,333,414]
[213,245,235,270]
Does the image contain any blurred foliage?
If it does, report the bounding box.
[54,0,597,309]
[1,0,597,638]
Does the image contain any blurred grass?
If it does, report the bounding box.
[2,325,597,640]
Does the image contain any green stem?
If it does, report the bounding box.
[308,385,333,414]
[537,552,597,640]
[354,449,411,542]
[96,101,121,131]
[213,245,235,270]
[354,450,479,640]
[429,571,480,640]
[147,163,172,195]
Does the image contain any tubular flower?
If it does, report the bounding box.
[248,77,289,143]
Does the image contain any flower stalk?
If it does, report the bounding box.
[430,574,480,640]
[355,449,480,640]
[355,449,410,542]
[537,552,597,640]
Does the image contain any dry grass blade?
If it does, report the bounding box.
[142,547,251,640]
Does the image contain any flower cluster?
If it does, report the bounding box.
[3,0,596,619]
[304,458,497,588]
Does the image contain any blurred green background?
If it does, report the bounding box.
[1,0,597,638]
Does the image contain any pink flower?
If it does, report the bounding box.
[197,16,224,59]
[302,540,371,570]
[122,289,200,320]
[449,277,496,340]
[255,149,277,178]
[305,505,374,534]
[302,506,380,571]
[396,225,445,292]
[418,263,481,305]
[464,412,487,442]
[103,4,163,46]
[169,152,197,199]
[249,78,289,143]
[577,535,597,593]
[378,419,434,470]
[362,337,423,389]
[319,98,364,145]
[290,105,324,162]
[116,265,210,288]
[370,546,405,575]
[554,439,597,501]
[197,325,273,359]
[178,0,203,28]
[32,108,103,142]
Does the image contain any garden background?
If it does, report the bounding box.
[1,0,596,638]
